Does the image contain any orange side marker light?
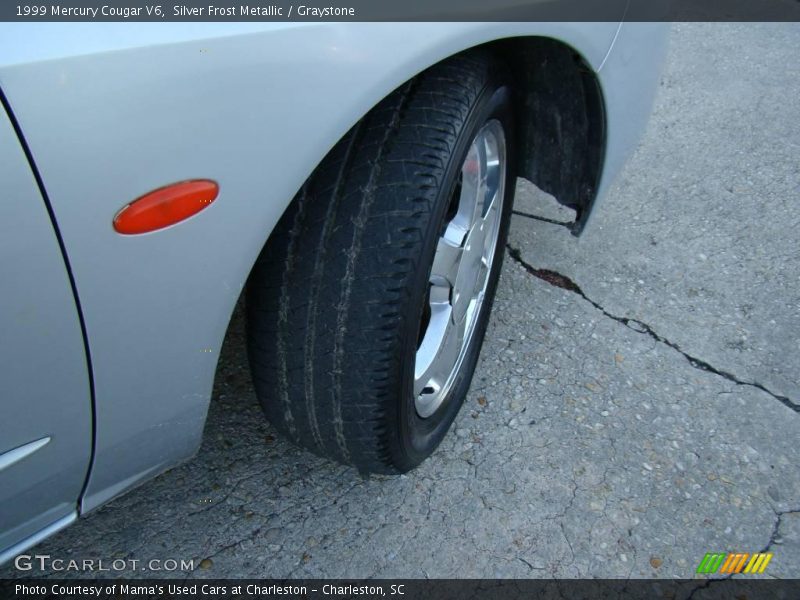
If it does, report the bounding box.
[113,179,218,234]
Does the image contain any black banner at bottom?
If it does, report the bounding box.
[3,579,800,600]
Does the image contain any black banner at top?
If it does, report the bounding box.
[1,0,800,22]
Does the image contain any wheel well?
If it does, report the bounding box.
[230,36,606,420]
[487,37,606,235]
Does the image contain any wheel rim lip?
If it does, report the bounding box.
[414,119,507,418]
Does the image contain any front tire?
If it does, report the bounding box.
[246,50,516,473]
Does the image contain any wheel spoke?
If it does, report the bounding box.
[415,311,465,415]
[439,312,466,377]
[414,303,452,397]
[430,237,462,287]
[452,222,486,321]
[481,126,505,262]
[454,137,487,232]
[481,181,503,260]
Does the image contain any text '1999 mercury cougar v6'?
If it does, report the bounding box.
[0,20,667,563]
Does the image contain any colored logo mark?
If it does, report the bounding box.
[696,552,773,574]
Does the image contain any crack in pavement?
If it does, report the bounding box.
[506,242,800,586]
[762,507,800,554]
[512,209,574,230]
[505,245,799,414]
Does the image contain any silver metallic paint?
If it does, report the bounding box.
[0,106,91,555]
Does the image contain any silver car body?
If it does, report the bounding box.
[0,21,667,563]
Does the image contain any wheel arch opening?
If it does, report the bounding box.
[212,35,607,451]
[487,36,606,235]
